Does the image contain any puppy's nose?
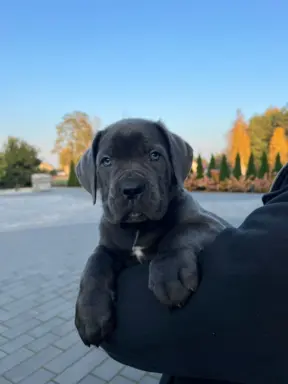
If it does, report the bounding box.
[121,179,145,199]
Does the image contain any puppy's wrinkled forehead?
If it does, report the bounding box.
[98,119,167,159]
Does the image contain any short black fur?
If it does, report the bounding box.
[75,118,230,347]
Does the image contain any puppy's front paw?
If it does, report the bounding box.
[75,288,115,347]
[148,253,199,307]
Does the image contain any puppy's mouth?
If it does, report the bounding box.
[123,212,147,223]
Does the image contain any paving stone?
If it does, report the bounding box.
[121,366,146,381]
[0,308,11,321]
[45,342,89,374]
[3,295,39,314]
[53,330,79,350]
[0,295,14,306]
[0,335,8,345]
[0,334,34,354]
[93,358,124,381]
[54,348,107,384]
[35,297,68,314]
[51,318,75,336]
[35,302,72,322]
[4,346,62,383]
[0,324,8,334]
[2,312,37,328]
[0,350,7,359]
[149,373,162,379]
[0,377,12,384]
[26,332,60,352]
[28,317,65,338]
[57,308,75,320]
[0,348,34,375]
[79,375,105,384]
[139,376,160,384]
[17,368,55,384]
[110,376,135,384]
[1,318,41,339]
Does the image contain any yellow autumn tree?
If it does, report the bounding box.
[265,107,280,117]
[227,110,251,171]
[52,111,99,168]
[59,147,73,176]
[268,127,288,168]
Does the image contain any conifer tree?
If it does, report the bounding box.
[67,160,80,187]
[273,152,283,173]
[207,154,216,178]
[246,153,257,179]
[258,151,269,179]
[219,154,230,181]
[196,155,204,179]
[233,153,242,180]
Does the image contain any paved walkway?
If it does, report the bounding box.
[0,188,263,384]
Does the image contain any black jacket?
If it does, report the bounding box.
[102,164,288,384]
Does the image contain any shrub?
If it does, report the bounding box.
[67,160,80,187]
[184,172,274,193]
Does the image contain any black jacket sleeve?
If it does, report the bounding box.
[102,172,288,384]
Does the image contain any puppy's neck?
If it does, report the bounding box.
[100,189,185,260]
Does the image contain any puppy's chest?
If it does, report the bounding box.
[130,237,158,264]
[125,230,161,265]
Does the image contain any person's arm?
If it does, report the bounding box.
[102,182,288,384]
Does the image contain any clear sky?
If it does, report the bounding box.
[1,0,288,166]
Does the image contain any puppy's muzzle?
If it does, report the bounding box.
[120,177,146,200]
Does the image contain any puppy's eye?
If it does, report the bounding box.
[149,150,161,161]
[100,156,112,167]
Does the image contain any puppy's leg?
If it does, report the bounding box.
[75,245,122,347]
[149,249,198,307]
[149,223,222,307]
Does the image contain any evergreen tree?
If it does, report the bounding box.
[196,155,204,179]
[273,152,283,173]
[219,154,230,181]
[233,153,242,179]
[207,154,216,178]
[67,160,80,187]
[246,152,257,179]
[258,151,269,178]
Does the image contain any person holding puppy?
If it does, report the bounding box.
[100,164,288,384]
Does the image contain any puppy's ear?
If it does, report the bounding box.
[75,131,102,205]
[156,120,193,185]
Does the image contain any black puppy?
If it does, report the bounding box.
[75,118,230,347]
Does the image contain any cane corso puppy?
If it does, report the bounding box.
[75,118,230,347]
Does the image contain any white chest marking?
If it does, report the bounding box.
[132,246,145,262]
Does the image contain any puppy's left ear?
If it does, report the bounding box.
[75,131,102,205]
[156,120,193,185]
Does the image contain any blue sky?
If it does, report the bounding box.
[1,0,288,166]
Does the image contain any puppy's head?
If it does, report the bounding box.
[76,118,193,224]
